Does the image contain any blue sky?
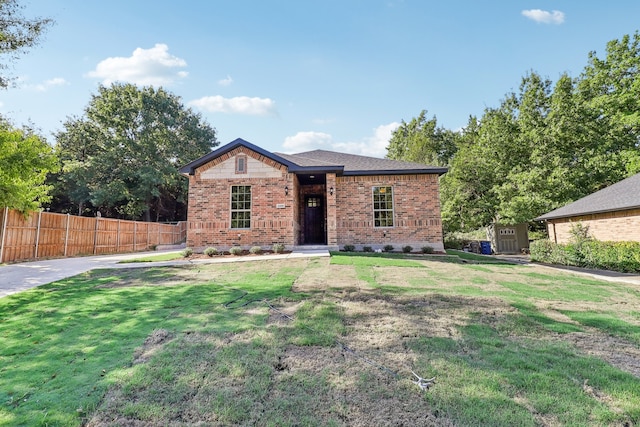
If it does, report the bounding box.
[2,1,640,157]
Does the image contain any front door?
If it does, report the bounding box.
[304,195,325,244]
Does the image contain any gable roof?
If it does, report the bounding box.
[536,172,640,221]
[180,138,448,176]
[179,138,301,175]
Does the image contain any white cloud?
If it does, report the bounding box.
[521,9,565,24]
[332,122,400,157]
[218,75,233,86]
[87,43,188,86]
[283,131,333,152]
[189,95,276,116]
[23,77,69,92]
[282,122,400,157]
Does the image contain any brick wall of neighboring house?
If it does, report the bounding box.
[547,208,640,244]
[186,147,296,250]
[334,174,444,251]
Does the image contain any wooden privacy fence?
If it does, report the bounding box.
[0,208,187,264]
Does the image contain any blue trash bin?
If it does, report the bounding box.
[480,241,492,255]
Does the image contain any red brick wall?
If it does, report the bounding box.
[186,147,296,250]
[334,174,444,251]
[547,208,640,244]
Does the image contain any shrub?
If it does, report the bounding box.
[422,245,434,254]
[249,246,263,255]
[343,244,355,252]
[362,246,373,252]
[530,239,640,273]
[229,246,243,256]
[383,244,394,252]
[444,229,486,249]
[203,247,218,257]
[272,243,285,253]
[402,245,413,253]
[181,247,193,258]
[530,239,570,266]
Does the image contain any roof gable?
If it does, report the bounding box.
[536,172,640,220]
[179,138,297,175]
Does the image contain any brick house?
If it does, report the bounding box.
[179,138,447,252]
[536,172,640,243]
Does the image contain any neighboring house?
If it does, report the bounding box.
[535,172,640,244]
[179,138,448,251]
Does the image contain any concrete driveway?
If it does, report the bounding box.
[0,249,330,299]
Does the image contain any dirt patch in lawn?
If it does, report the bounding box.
[132,328,173,365]
[559,331,640,378]
[292,260,369,293]
[87,324,456,427]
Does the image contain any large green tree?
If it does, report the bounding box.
[401,30,640,233]
[0,0,53,88]
[386,110,458,167]
[53,83,218,221]
[0,119,58,212]
[578,31,640,177]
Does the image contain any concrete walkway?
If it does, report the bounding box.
[0,249,330,299]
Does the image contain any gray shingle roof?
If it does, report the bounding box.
[536,172,640,220]
[180,138,448,176]
[275,149,447,175]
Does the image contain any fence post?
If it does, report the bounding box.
[93,217,99,254]
[147,223,150,249]
[0,207,8,263]
[35,210,42,259]
[134,221,137,251]
[116,219,120,252]
[64,214,71,256]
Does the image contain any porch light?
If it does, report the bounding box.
[285,186,289,196]
[329,187,334,196]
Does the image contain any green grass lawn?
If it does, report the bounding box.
[1,253,639,426]
[117,251,185,263]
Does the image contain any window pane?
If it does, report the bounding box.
[372,186,393,228]
[231,186,251,228]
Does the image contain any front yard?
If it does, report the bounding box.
[1,253,639,426]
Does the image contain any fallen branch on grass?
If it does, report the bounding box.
[411,371,436,391]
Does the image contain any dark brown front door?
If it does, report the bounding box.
[304,195,325,244]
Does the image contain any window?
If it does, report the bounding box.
[230,185,251,228]
[373,186,394,227]
[235,155,247,174]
